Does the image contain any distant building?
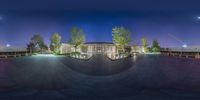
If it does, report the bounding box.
[161,46,200,52]
[0,46,27,52]
[161,46,200,59]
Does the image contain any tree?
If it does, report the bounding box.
[151,40,160,52]
[81,45,88,53]
[40,44,48,52]
[141,37,148,53]
[27,34,47,53]
[50,32,61,53]
[27,42,35,53]
[112,26,131,52]
[69,27,85,52]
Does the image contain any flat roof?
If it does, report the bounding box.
[0,47,27,52]
[84,42,114,44]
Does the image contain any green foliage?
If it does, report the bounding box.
[124,46,132,53]
[70,52,81,55]
[117,52,130,59]
[31,34,45,48]
[40,44,48,50]
[69,27,85,52]
[141,37,148,53]
[28,34,47,53]
[81,45,88,53]
[50,32,61,53]
[27,42,35,53]
[53,51,61,55]
[151,40,160,52]
[112,26,131,52]
[32,52,38,55]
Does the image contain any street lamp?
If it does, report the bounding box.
[6,44,11,47]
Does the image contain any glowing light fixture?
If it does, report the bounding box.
[6,44,11,47]
[182,44,188,48]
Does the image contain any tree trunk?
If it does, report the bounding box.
[30,47,32,54]
[74,46,77,52]
[122,45,125,52]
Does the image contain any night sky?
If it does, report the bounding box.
[1,0,200,48]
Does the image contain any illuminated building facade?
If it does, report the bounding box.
[84,42,117,57]
[131,45,145,53]
[60,42,145,56]
[60,43,81,54]
[60,42,117,55]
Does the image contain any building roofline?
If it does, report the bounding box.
[61,42,143,46]
[84,42,114,44]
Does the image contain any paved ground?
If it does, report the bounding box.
[0,55,200,100]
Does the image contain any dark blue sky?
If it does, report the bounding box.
[1,0,200,47]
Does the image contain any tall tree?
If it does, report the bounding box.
[69,27,85,52]
[112,26,131,52]
[151,40,160,52]
[27,34,47,52]
[50,32,61,53]
[141,37,148,53]
[27,42,35,53]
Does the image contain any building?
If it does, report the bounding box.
[60,43,83,54]
[60,43,73,54]
[60,43,71,54]
[0,46,27,52]
[60,42,117,55]
[84,42,117,56]
[60,42,144,56]
[131,45,145,53]
[161,46,200,59]
[162,46,200,52]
